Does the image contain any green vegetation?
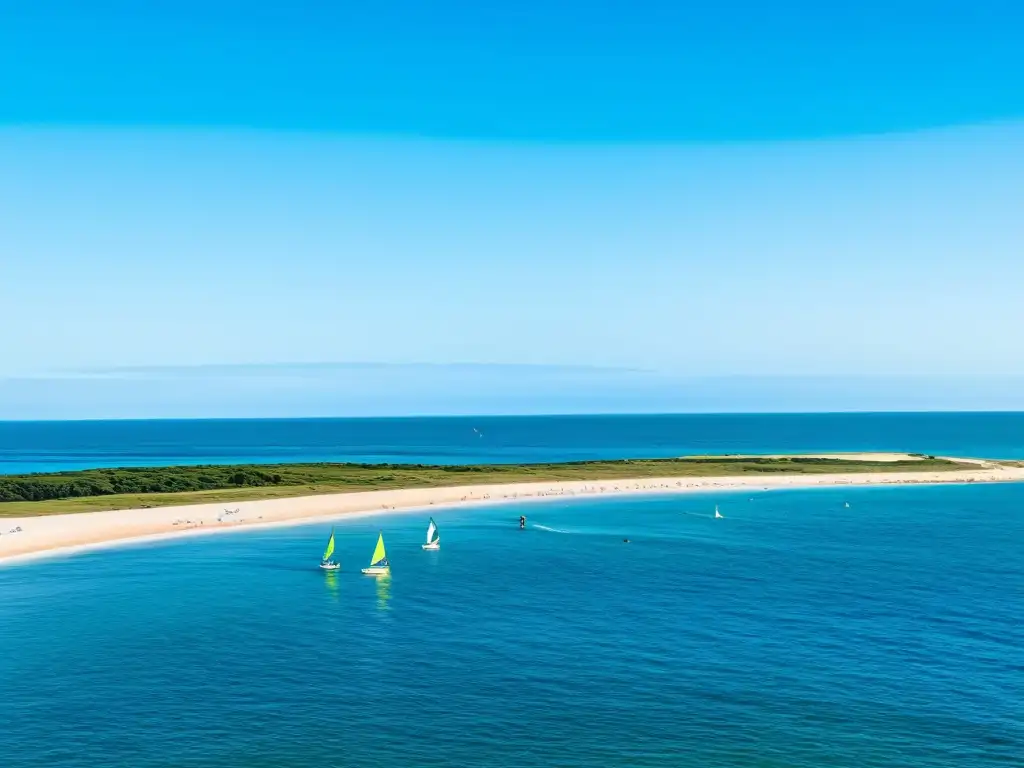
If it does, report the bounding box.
[0,455,968,517]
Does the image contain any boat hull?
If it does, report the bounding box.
[421,542,440,550]
[361,566,390,575]
[320,562,340,571]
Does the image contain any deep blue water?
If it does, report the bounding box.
[2,483,1022,767]
[3,412,1024,474]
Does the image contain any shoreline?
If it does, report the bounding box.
[3,459,1024,567]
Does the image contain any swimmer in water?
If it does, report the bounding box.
[519,515,526,529]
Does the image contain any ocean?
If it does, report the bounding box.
[3,412,1024,474]
[2,483,1022,767]
[2,413,1023,766]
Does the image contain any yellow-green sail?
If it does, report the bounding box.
[369,532,388,567]
[322,529,335,562]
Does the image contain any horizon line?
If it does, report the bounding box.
[3,409,1024,425]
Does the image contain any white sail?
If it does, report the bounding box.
[426,518,439,545]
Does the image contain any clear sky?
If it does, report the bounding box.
[2,2,1023,417]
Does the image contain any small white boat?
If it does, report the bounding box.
[361,532,391,575]
[714,505,724,519]
[422,517,440,550]
[844,502,851,508]
[320,528,340,571]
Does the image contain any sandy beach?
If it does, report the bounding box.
[1,457,1022,566]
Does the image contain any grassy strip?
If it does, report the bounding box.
[0,456,968,517]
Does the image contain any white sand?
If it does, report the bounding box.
[2,458,1022,566]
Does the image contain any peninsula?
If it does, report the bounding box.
[1,454,1021,565]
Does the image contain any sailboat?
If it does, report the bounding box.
[320,528,340,571]
[361,532,390,575]
[422,517,440,550]
[714,505,724,519]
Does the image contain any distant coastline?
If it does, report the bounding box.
[2,453,1023,566]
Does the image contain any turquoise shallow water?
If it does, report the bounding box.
[2,483,1022,767]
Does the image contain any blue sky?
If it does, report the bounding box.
[4,1,1024,140]
[2,2,1023,417]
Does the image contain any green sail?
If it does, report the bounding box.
[369,532,387,566]
[322,529,335,561]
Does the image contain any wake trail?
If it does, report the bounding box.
[531,524,575,534]
[680,510,746,521]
